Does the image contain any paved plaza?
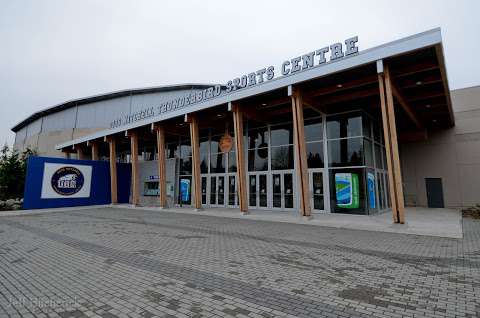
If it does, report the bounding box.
[0,207,479,318]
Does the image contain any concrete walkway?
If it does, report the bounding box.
[127,205,463,239]
[1,204,462,238]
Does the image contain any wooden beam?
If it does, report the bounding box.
[391,85,423,129]
[129,131,140,206]
[231,103,248,213]
[303,96,326,114]
[393,60,438,78]
[91,142,99,161]
[107,137,118,204]
[188,114,202,210]
[242,107,270,123]
[378,73,398,223]
[309,74,378,98]
[154,124,167,208]
[76,147,85,160]
[384,65,406,224]
[317,87,379,106]
[435,44,455,127]
[290,87,311,217]
[406,91,445,102]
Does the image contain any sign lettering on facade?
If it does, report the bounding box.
[110,37,359,129]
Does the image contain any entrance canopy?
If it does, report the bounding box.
[56,28,453,152]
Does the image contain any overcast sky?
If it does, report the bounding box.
[1,0,479,146]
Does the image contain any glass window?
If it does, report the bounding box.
[363,114,372,139]
[210,135,221,153]
[328,137,364,167]
[200,153,208,173]
[377,172,384,210]
[210,152,225,173]
[327,113,362,139]
[329,168,366,214]
[180,144,191,158]
[144,181,159,196]
[271,145,294,170]
[200,138,209,155]
[374,144,383,169]
[306,141,324,168]
[199,137,209,173]
[382,146,387,169]
[178,176,192,205]
[373,121,383,144]
[166,143,178,159]
[248,127,269,149]
[364,139,373,167]
[248,149,268,171]
[270,123,293,146]
[304,117,323,142]
[180,157,192,175]
[228,151,237,172]
[366,169,376,214]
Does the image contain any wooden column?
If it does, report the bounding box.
[378,64,406,224]
[91,142,99,161]
[186,114,202,210]
[76,147,85,160]
[154,125,167,208]
[129,131,140,206]
[231,103,248,213]
[108,137,118,204]
[290,87,311,217]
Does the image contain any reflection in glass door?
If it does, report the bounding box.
[272,172,294,210]
[218,176,225,205]
[248,173,268,209]
[249,175,256,207]
[309,170,325,212]
[272,174,281,208]
[210,176,217,205]
[201,176,207,205]
[228,175,237,207]
[284,173,294,209]
[209,175,226,207]
[259,174,268,208]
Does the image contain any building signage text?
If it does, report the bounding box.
[110,36,358,129]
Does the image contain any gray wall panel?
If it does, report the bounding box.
[41,107,77,132]
[76,96,132,129]
[26,118,42,137]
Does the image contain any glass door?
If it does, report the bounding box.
[309,169,325,212]
[209,174,226,207]
[248,173,268,209]
[201,175,208,205]
[227,174,237,207]
[272,171,295,210]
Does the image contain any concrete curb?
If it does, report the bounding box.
[0,205,111,217]
[118,205,463,239]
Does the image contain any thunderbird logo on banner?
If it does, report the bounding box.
[41,163,92,199]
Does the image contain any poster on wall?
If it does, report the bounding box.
[41,163,92,199]
[335,173,359,209]
[367,172,376,209]
[180,178,191,203]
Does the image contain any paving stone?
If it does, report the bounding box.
[0,207,479,317]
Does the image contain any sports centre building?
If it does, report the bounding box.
[11,28,480,223]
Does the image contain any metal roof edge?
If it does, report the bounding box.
[11,83,222,132]
[54,28,443,150]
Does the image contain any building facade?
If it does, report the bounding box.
[12,29,480,220]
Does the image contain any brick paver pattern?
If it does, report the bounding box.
[0,207,479,318]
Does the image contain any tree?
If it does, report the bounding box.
[0,145,37,200]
